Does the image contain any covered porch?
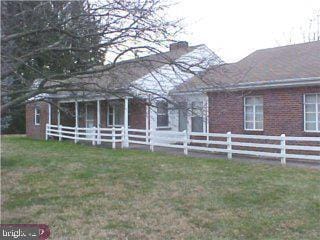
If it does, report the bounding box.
[50,97,148,128]
[46,93,211,139]
[47,96,149,146]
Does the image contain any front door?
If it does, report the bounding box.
[86,103,95,138]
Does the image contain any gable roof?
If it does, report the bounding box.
[74,45,199,88]
[131,44,222,97]
[176,41,320,92]
[50,44,222,99]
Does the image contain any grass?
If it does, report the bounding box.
[1,135,320,239]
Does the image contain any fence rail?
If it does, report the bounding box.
[46,124,320,164]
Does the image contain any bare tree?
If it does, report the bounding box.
[305,11,320,42]
[278,10,320,45]
[1,0,188,113]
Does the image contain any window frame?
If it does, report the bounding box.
[191,101,205,133]
[304,93,320,132]
[107,104,114,126]
[178,101,188,132]
[85,103,95,128]
[107,102,124,127]
[243,96,264,131]
[34,106,40,125]
[156,101,169,128]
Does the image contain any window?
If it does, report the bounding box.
[157,101,169,127]
[178,102,188,131]
[304,93,320,132]
[191,101,204,132]
[108,105,114,126]
[244,96,263,130]
[85,103,95,128]
[34,106,40,125]
[107,102,124,126]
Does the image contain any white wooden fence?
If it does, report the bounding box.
[46,124,124,148]
[46,124,320,164]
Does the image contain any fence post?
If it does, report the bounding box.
[146,129,149,144]
[183,130,188,155]
[58,125,62,141]
[123,127,129,148]
[92,127,96,146]
[150,130,154,152]
[280,134,286,165]
[97,126,101,145]
[121,127,125,149]
[74,126,78,144]
[45,124,48,140]
[227,131,232,159]
[112,127,116,149]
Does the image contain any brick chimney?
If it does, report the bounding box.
[169,41,189,51]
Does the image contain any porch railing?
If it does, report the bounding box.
[46,124,124,148]
[46,124,320,164]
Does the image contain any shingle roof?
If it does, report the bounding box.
[52,45,202,98]
[77,45,201,88]
[51,44,222,98]
[176,41,320,92]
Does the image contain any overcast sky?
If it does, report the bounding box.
[169,0,320,62]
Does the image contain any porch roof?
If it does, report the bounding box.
[48,92,134,103]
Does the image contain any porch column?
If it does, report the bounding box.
[57,102,61,141]
[48,103,51,125]
[206,95,210,146]
[57,103,61,126]
[46,103,51,140]
[145,102,150,144]
[124,97,129,147]
[187,103,191,133]
[145,103,149,131]
[75,101,79,143]
[75,101,79,127]
[97,100,101,144]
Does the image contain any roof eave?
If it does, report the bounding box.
[171,77,320,95]
[206,77,320,92]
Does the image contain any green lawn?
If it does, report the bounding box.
[1,135,319,239]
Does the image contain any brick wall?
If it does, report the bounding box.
[129,98,147,129]
[60,103,75,126]
[208,86,320,137]
[26,101,49,139]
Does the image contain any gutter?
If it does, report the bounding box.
[171,77,320,95]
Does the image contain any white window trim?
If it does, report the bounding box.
[191,101,205,133]
[156,126,171,130]
[244,96,264,131]
[85,103,95,128]
[107,104,118,127]
[107,103,125,127]
[178,101,188,132]
[156,101,169,128]
[304,93,320,133]
[34,106,40,125]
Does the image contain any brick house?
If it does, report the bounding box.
[175,41,320,137]
[26,41,222,140]
[26,41,320,140]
